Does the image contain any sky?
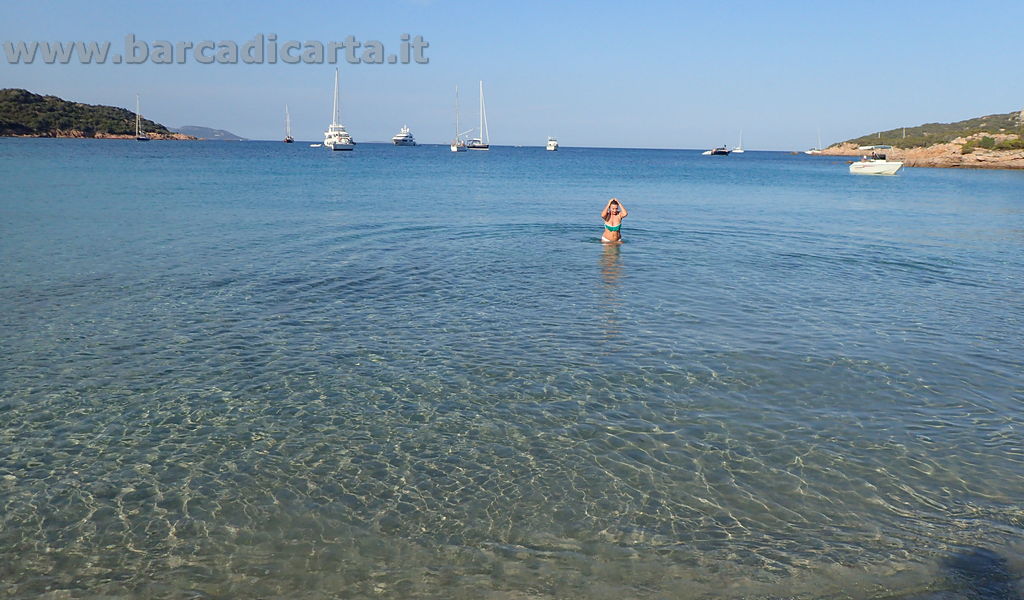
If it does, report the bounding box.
[1,0,1022,150]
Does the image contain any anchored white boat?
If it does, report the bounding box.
[323,69,355,151]
[804,128,823,154]
[546,137,559,151]
[392,125,416,146]
[450,85,470,152]
[850,145,903,175]
[135,95,149,141]
[284,105,294,143]
[466,81,490,150]
[732,130,744,153]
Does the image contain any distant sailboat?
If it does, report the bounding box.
[135,95,149,141]
[466,81,490,150]
[323,69,355,151]
[450,85,468,152]
[284,105,294,143]
[804,128,823,154]
[732,130,745,153]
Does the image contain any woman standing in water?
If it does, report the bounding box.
[600,197,628,243]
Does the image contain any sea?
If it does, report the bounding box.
[1,139,1022,599]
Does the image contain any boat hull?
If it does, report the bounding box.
[850,160,903,175]
[393,140,416,146]
[328,144,354,151]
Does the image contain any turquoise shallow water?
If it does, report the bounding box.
[1,139,1022,598]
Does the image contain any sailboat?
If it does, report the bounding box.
[284,105,294,143]
[466,81,490,150]
[732,130,745,153]
[323,69,355,151]
[450,85,468,152]
[804,128,822,154]
[135,95,149,141]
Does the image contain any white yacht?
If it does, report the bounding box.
[391,125,416,146]
[850,145,903,175]
[702,146,730,156]
[323,69,354,151]
[466,81,490,150]
[546,137,559,151]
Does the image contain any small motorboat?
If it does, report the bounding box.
[850,145,903,175]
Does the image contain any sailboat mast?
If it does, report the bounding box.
[332,69,340,126]
[480,81,489,145]
[285,105,291,137]
[455,85,460,137]
[135,94,141,136]
[477,80,489,143]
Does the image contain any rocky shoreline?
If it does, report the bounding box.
[4,130,196,140]
[823,140,1024,170]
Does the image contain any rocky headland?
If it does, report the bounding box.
[6,129,195,140]
[823,136,1024,170]
[1,89,196,140]
[824,111,1024,170]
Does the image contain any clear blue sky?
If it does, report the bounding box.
[2,0,1022,149]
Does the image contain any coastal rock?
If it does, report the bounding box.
[10,129,196,140]
[823,141,1024,170]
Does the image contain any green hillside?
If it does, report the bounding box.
[0,88,172,137]
[839,110,1024,150]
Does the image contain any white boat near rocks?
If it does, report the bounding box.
[850,145,903,175]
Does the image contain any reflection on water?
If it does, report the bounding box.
[600,241,623,288]
[599,242,623,343]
